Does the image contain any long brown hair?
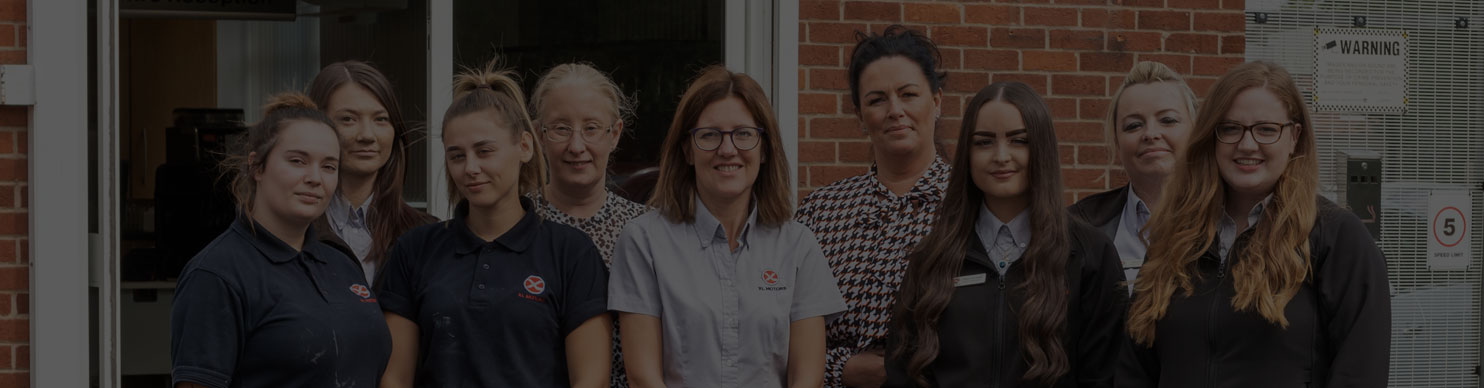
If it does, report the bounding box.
[1127,61,1318,345]
[440,59,548,205]
[890,82,1071,386]
[224,93,337,224]
[308,60,428,268]
[647,66,793,227]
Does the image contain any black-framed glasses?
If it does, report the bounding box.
[540,121,614,143]
[1214,121,1296,144]
[690,127,765,151]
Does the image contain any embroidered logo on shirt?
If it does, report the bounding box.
[349,284,371,299]
[523,275,547,295]
[762,269,780,285]
[759,268,787,291]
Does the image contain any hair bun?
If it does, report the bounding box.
[263,92,318,113]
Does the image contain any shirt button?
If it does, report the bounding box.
[482,264,490,270]
[477,284,486,290]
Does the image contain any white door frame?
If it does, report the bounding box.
[725,0,799,199]
[31,0,93,387]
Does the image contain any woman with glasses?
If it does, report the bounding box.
[527,62,649,388]
[1120,61,1390,388]
[609,66,847,388]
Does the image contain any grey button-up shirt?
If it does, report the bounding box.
[975,205,1031,276]
[327,192,376,284]
[1114,187,1152,294]
[609,199,847,388]
[1218,195,1273,263]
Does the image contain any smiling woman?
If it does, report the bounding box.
[307,61,439,286]
[884,82,1125,388]
[170,93,394,388]
[609,66,846,388]
[375,59,613,388]
[1068,61,1199,295]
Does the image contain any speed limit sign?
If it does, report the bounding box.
[1428,190,1472,270]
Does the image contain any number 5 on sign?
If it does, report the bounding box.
[1427,190,1473,271]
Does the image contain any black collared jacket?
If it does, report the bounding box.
[884,217,1127,388]
[1117,196,1391,388]
[1068,185,1129,238]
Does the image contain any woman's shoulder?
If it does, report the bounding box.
[801,172,876,204]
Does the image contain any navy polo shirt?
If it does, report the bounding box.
[170,216,392,388]
[378,197,609,387]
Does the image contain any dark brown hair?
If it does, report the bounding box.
[1128,61,1318,344]
[308,60,428,269]
[847,24,947,111]
[891,82,1071,386]
[440,59,548,206]
[224,92,337,223]
[647,66,792,226]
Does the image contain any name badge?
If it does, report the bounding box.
[953,273,986,287]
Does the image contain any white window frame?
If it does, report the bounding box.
[32,0,94,387]
[64,1,803,385]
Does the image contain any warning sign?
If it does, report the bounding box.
[1312,27,1408,113]
[1427,190,1472,271]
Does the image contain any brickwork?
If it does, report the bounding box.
[798,0,1246,202]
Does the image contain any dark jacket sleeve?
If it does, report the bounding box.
[1115,333,1159,388]
[881,303,918,388]
[1315,209,1391,387]
[1074,226,1126,388]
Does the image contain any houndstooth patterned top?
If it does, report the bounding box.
[794,156,951,388]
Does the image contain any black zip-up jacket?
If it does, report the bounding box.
[1117,196,1391,388]
[1068,185,1129,238]
[884,217,1127,388]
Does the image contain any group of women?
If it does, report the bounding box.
[170,23,1391,388]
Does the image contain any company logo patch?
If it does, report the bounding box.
[758,268,787,291]
[523,275,546,295]
[762,269,780,285]
[349,284,371,299]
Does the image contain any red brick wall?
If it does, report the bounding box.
[0,0,27,386]
[798,0,1246,203]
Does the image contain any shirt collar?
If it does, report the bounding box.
[977,203,1032,248]
[1122,186,1152,235]
[692,195,756,250]
[866,155,951,201]
[328,191,373,228]
[1221,193,1274,232]
[451,196,540,255]
[230,215,325,264]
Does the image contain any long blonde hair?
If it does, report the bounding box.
[1127,61,1319,345]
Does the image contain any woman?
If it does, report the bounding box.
[377,61,612,388]
[1069,61,1198,294]
[1121,61,1391,387]
[527,62,649,388]
[794,24,951,388]
[171,93,391,388]
[307,60,439,285]
[884,82,1125,388]
[609,66,847,388]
